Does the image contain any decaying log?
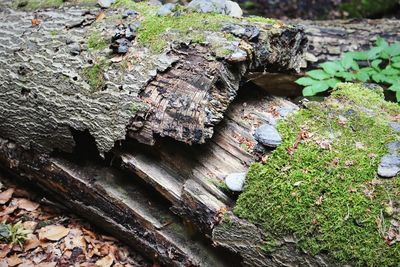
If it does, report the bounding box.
[248,19,400,94]
[0,84,300,266]
[0,2,306,154]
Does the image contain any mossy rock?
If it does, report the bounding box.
[235,83,400,266]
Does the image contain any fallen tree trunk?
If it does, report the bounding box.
[0,1,306,154]
[248,19,400,95]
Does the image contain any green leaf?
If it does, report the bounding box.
[351,61,360,71]
[388,43,400,57]
[363,67,378,75]
[302,86,315,96]
[381,75,398,84]
[302,82,330,96]
[325,78,341,88]
[392,62,400,69]
[355,71,369,82]
[336,71,355,82]
[372,73,385,83]
[320,61,343,75]
[0,224,10,239]
[341,53,354,69]
[306,70,331,80]
[295,77,318,86]
[367,46,384,60]
[388,83,400,92]
[383,66,400,76]
[392,56,400,62]
[375,36,389,48]
[371,59,382,70]
[396,91,400,103]
[349,51,368,60]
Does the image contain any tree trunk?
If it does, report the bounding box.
[1,3,398,267]
[0,2,306,155]
[248,19,400,95]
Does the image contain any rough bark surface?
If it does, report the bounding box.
[212,212,333,267]
[0,3,306,154]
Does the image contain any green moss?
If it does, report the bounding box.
[87,31,108,50]
[112,1,276,52]
[340,0,399,18]
[13,0,97,10]
[245,16,277,25]
[82,61,107,91]
[235,83,400,266]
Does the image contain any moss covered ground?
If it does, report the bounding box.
[234,84,400,266]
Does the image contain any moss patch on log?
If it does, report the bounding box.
[234,83,400,266]
[113,0,277,52]
[82,61,107,91]
[13,0,97,10]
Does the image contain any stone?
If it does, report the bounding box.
[378,154,400,178]
[278,106,297,118]
[387,141,400,154]
[98,0,114,8]
[122,10,138,19]
[225,172,246,192]
[157,3,176,16]
[221,24,260,41]
[254,124,282,148]
[188,0,243,17]
[116,38,130,54]
[68,43,81,56]
[389,122,400,133]
[224,1,243,18]
[253,143,267,154]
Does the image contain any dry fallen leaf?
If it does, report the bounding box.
[7,254,22,267]
[17,259,35,267]
[95,254,114,267]
[0,204,18,217]
[37,262,57,267]
[39,225,70,241]
[0,188,14,204]
[22,221,38,231]
[24,234,41,252]
[96,11,106,22]
[0,244,11,258]
[31,17,40,27]
[16,198,39,211]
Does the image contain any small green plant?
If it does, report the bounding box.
[82,61,107,91]
[87,31,108,51]
[0,221,31,247]
[296,37,400,102]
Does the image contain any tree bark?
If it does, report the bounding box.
[0,3,306,155]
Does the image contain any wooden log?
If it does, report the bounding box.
[0,1,306,155]
[248,19,400,94]
[0,138,235,267]
[0,85,299,266]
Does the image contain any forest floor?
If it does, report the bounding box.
[0,173,151,267]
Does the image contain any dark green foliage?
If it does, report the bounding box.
[296,37,400,102]
[235,84,400,266]
[340,0,399,18]
[0,221,31,247]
